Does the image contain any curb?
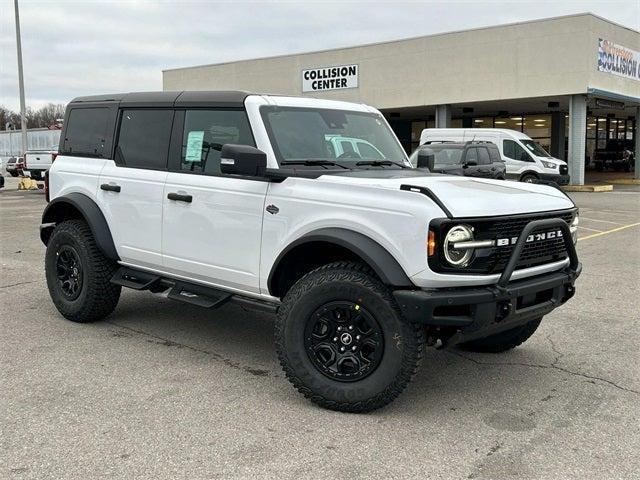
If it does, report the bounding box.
[561,184,614,192]
[607,178,640,185]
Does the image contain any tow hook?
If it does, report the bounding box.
[562,284,575,302]
[496,301,512,322]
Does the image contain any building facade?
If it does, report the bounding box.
[163,13,640,184]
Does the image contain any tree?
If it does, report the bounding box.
[0,103,66,130]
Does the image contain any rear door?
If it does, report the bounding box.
[162,108,268,293]
[98,109,173,268]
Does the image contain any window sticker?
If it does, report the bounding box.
[185,131,205,162]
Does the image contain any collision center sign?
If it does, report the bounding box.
[302,64,358,92]
[597,39,639,82]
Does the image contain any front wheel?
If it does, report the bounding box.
[458,317,543,353]
[45,219,121,322]
[520,173,538,183]
[276,262,424,412]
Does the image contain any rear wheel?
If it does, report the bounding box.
[45,219,121,322]
[458,317,543,353]
[276,261,424,412]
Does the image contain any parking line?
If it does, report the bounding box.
[580,217,627,225]
[578,222,640,242]
[578,226,604,233]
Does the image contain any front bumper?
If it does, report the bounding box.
[393,217,581,344]
[538,173,570,185]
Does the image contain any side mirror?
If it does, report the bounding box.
[417,148,436,171]
[465,159,478,167]
[220,144,267,177]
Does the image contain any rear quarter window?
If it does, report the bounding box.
[62,107,112,158]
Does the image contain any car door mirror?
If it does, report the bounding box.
[220,144,267,177]
[465,159,477,166]
[417,148,436,171]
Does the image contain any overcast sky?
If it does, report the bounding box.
[0,0,638,111]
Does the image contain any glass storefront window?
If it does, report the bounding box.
[524,114,551,149]
[472,117,493,127]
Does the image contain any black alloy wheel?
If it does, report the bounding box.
[55,245,83,300]
[304,301,384,382]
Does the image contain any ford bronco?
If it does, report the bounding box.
[41,91,580,412]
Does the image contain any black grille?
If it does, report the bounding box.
[430,209,576,274]
[559,164,568,175]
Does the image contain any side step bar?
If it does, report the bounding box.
[168,282,231,309]
[110,266,279,314]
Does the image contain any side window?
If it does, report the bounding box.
[63,108,110,157]
[488,146,502,163]
[357,142,383,159]
[503,139,531,162]
[465,147,478,164]
[180,109,254,174]
[116,109,173,169]
[477,147,491,165]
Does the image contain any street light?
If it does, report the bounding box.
[14,0,28,155]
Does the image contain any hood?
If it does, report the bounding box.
[321,172,574,217]
[537,156,567,166]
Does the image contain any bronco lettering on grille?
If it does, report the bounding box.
[496,229,563,246]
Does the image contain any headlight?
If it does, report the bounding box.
[541,160,557,169]
[443,225,474,267]
[570,213,579,244]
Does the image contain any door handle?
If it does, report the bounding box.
[100,183,121,192]
[167,192,193,203]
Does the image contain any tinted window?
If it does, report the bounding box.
[180,109,254,174]
[477,147,491,165]
[116,109,173,169]
[431,147,463,165]
[63,108,110,157]
[503,139,532,162]
[488,145,502,163]
[465,147,478,164]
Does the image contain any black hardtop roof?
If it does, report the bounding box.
[69,90,252,108]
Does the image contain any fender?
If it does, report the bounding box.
[268,227,413,293]
[40,193,119,260]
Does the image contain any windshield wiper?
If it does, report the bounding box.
[280,159,351,169]
[355,160,408,169]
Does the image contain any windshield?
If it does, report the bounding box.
[521,139,551,157]
[261,106,409,167]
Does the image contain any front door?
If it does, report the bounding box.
[97,108,173,269]
[161,109,268,293]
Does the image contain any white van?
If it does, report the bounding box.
[419,128,569,184]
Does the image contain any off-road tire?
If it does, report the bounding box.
[458,317,543,353]
[45,219,121,322]
[275,261,424,413]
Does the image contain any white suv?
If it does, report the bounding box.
[41,91,581,412]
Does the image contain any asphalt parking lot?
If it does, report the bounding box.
[1,175,639,479]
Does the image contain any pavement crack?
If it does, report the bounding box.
[446,349,639,395]
[0,281,35,289]
[106,321,276,378]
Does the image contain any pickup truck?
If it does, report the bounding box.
[24,147,58,181]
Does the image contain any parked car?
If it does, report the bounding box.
[23,147,58,181]
[41,91,580,412]
[5,156,25,177]
[419,128,569,184]
[409,141,506,179]
[594,139,635,172]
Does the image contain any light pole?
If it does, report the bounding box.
[14,0,28,155]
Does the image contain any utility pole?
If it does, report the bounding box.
[14,0,28,155]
